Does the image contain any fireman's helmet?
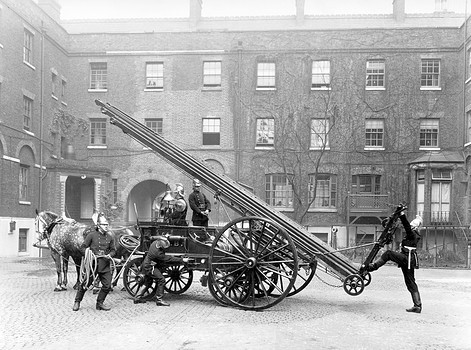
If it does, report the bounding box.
[410,215,423,230]
[155,236,170,249]
[174,183,185,197]
[94,213,109,233]
[192,179,201,188]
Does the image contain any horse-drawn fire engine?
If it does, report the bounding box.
[96,100,405,310]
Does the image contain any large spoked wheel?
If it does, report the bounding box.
[122,257,157,301]
[343,274,365,296]
[269,259,316,297]
[208,216,298,310]
[163,265,193,294]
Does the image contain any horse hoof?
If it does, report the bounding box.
[61,286,67,291]
[54,288,62,292]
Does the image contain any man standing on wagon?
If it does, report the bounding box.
[72,212,116,312]
[188,178,211,227]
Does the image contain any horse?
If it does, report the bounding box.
[34,210,135,292]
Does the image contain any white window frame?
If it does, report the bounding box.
[145,62,164,90]
[19,165,29,202]
[145,118,163,134]
[366,60,385,90]
[309,174,337,209]
[89,62,108,91]
[419,119,439,149]
[265,174,293,209]
[310,119,330,150]
[202,118,221,146]
[311,60,331,90]
[420,59,441,90]
[256,118,274,148]
[89,118,107,146]
[203,61,222,88]
[365,119,384,150]
[23,27,34,67]
[23,96,33,131]
[256,62,276,90]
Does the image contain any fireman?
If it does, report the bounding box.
[188,179,211,227]
[168,183,188,226]
[368,208,423,313]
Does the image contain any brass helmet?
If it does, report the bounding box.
[174,183,185,198]
[410,215,423,230]
[155,235,170,249]
[93,212,109,233]
[192,179,201,189]
[174,198,187,212]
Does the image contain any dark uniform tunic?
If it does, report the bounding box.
[188,190,211,227]
[81,229,116,289]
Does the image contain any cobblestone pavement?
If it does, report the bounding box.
[0,257,470,350]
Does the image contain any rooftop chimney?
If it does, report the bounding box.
[190,0,202,28]
[37,0,61,22]
[296,0,305,23]
[393,0,405,22]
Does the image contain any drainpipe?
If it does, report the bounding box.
[38,22,45,212]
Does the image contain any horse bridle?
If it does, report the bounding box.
[35,213,62,244]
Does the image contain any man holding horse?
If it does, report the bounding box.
[73,213,116,311]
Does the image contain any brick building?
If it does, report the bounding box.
[0,0,470,262]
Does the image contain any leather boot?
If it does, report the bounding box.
[367,257,386,272]
[72,287,85,311]
[155,298,170,307]
[155,283,169,306]
[96,289,111,311]
[72,301,80,311]
[406,292,422,313]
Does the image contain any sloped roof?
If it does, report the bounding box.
[409,150,464,164]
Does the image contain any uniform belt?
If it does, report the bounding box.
[403,246,416,269]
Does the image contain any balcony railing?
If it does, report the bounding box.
[418,211,452,226]
[348,194,390,213]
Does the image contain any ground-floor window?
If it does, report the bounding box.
[18,229,28,252]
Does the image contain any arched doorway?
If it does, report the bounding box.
[64,176,95,221]
[128,180,167,222]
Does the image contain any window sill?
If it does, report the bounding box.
[364,147,385,151]
[23,61,36,70]
[144,88,163,92]
[0,43,3,49]
[311,87,331,91]
[88,89,108,93]
[52,94,58,101]
[365,87,385,91]
[201,145,221,149]
[202,87,222,92]
[256,87,276,91]
[310,147,330,150]
[61,101,68,107]
[24,129,35,137]
[255,145,274,149]
[307,208,338,213]
[19,201,31,205]
[273,207,294,212]
[464,141,471,147]
[420,87,441,91]
[87,145,108,149]
[466,77,471,85]
[419,147,440,151]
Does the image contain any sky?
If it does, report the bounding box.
[44,0,470,20]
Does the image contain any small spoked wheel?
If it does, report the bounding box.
[208,216,298,310]
[122,257,157,301]
[362,272,372,287]
[343,274,365,296]
[163,265,193,294]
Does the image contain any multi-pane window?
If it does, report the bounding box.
[202,118,220,146]
[467,111,471,144]
[421,59,440,88]
[311,61,331,89]
[351,175,381,194]
[309,174,337,208]
[265,174,293,208]
[23,29,34,65]
[419,119,439,147]
[90,118,107,145]
[256,62,276,90]
[416,169,425,217]
[431,169,451,223]
[311,119,329,148]
[203,61,222,87]
[365,119,384,147]
[90,62,107,90]
[145,118,163,134]
[23,96,33,131]
[61,79,67,99]
[366,60,385,88]
[256,118,274,146]
[19,165,29,201]
[468,50,471,79]
[145,62,163,90]
[51,73,57,97]
[19,229,28,253]
[112,178,118,204]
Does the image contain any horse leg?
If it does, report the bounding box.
[72,256,82,290]
[60,256,69,290]
[52,252,64,292]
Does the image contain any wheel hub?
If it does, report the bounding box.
[245,257,257,269]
